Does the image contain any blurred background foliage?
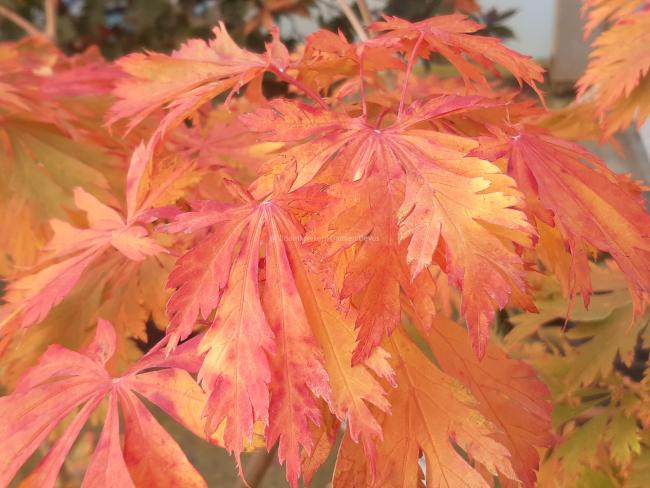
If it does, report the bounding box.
[0,0,514,58]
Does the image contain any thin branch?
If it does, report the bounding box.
[336,0,368,41]
[44,0,58,42]
[359,48,367,117]
[0,5,42,37]
[357,0,372,25]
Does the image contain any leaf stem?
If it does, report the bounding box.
[398,32,424,119]
[270,65,329,110]
[359,48,367,117]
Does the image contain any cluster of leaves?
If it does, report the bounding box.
[504,262,650,487]
[506,6,650,484]
[0,1,649,487]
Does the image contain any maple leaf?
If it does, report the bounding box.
[262,208,332,487]
[605,411,642,467]
[109,23,292,150]
[628,449,650,487]
[581,0,649,37]
[553,306,646,391]
[164,179,392,485]
[0,38,91,131]
[242,0,312,36]
[300,402,340,486]
[534,101,605,143]
[535,391,645,485]
[4,10,650,488]
[0,144,187,368]
[0,38,123,277]
[279,215,394,481]
[504,261,650,486]
[244,96,535,357]
[0,186,164,331]
[577,6,650,134]
[174,104,271,184]
[0,120,115,274]
[478,127,650,319]
[305,177,445,366]
[164,192,318,485]
[286,244,394,463]
[313,177,403,364]
[333,329,518,487]
[0,319,211,488]
[417,314,553,487]
[297,29,402,94]
[368,15,544,97]
[454,0,481,13]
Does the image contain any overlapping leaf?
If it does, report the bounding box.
[1,12,650,488]
[0,145,169,331]
[244,97,536,357]
[505,263,650,487]
[368,15,544,96]
[421,316,553,487]
[333,329,517,487]
[0,319,210,488]
[0,144,190,375]
[577,4,650,134]
[0,37,125,275]
[477,127,650,318]
[163,179,391,486]
[109,23,291,150]
[581,0,648,36]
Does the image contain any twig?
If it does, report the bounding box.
[357,0,372,25]
[0,5,42,37]
[336,0,368,41]
[44,0,58,42]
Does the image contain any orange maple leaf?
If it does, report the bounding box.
[0,145,170,335]
[109,23,293,151]
[477,127,650,317]
[577,5,650,134]
[164,176,392,485]
[368,15,544,98]
[297,29,402,94]
[581,0,648,37]
[333,329,518,487]
[244,97,536,358]
[418,314,553,487]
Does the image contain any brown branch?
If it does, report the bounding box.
[44,0,58,42]
[0,5,42,37]
[357,0,372,25]
[336,0,368,41]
